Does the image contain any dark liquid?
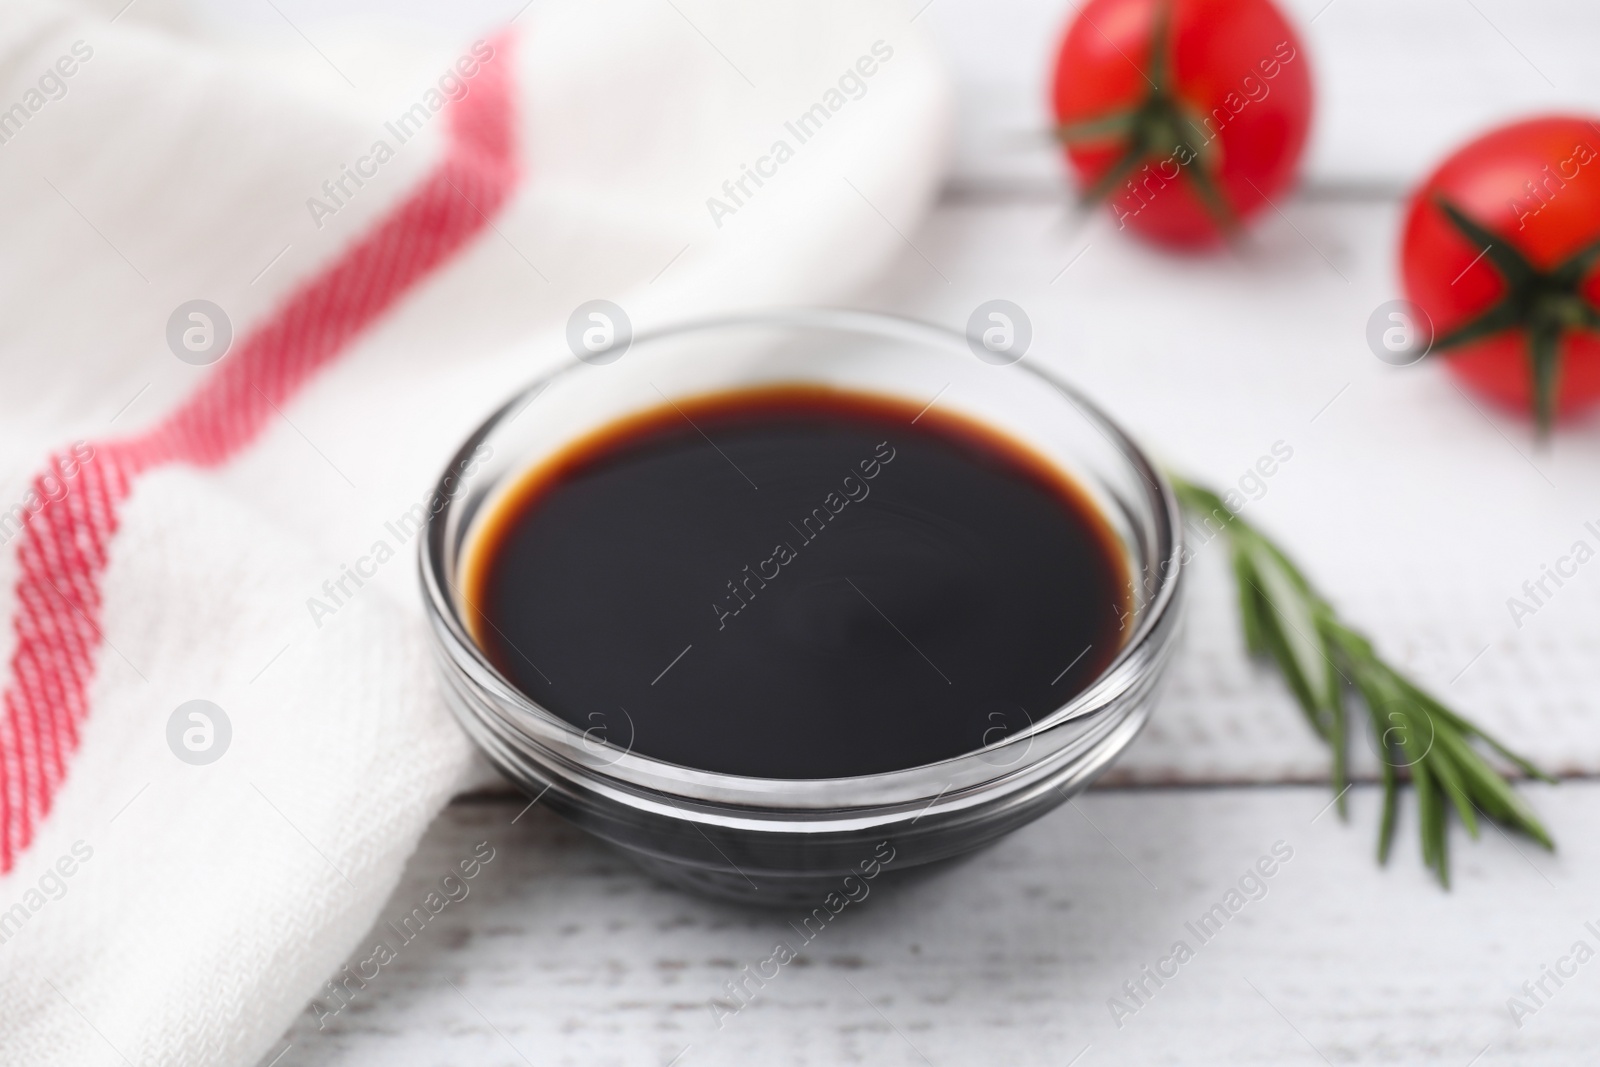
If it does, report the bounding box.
[464,386,1129,779]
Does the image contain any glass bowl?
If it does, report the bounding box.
[420,308,1184,903]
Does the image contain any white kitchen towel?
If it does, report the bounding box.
[0,2,950,1063]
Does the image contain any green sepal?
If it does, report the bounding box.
[1055,109,1139,146]
[1434,197,1538,288]
[1528,321,1563,436]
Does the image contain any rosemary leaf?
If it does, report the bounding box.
[1231,545,1269,657]
[1378,754,1399,864]
[1167,474,1555,886]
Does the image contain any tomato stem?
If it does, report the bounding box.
[1054,0,1239,235]
[1431,196,1600,435]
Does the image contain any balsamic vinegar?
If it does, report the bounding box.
[463,386,1129,778]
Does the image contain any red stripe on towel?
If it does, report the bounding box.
[0,32,520,871]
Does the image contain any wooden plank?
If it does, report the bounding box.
[924,0,1600,192]
[273,785,1596,1065]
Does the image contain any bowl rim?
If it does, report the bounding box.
[419,307,1184,808]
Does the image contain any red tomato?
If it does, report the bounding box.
[1400,116,1600,429]
[1050,0,1313,248]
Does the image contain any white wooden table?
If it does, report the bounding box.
[270,2,1600,1062]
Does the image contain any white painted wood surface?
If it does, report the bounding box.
[271,1,1600,1062]
[274,784,1596,1066]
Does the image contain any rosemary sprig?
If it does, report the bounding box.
[1168,475,1555,887]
